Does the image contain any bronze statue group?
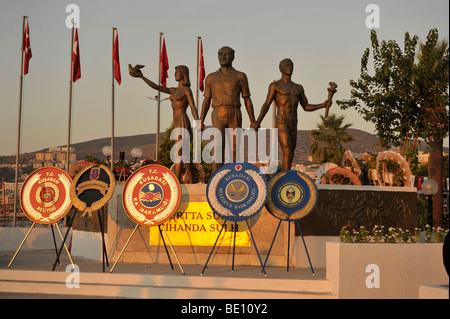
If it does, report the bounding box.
[129,46,336,182]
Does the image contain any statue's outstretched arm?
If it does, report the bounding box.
[299,84,330,112]
[128,64,171,95]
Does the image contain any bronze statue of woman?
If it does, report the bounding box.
[129,64,200,183]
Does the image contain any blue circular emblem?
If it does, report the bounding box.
[266,170,318,221]
[206,163,268,222]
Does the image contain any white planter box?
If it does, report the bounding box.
[326,242,448,299]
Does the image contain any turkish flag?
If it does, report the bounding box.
[113,31,121,85]
[160,36,169,87]
[23,20,32,75]
[72,28,81,82]
[199,38,206,92]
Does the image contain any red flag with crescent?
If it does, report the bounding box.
[113,31,121,85]
[72,28,81,82]
[160,36,169,87]
[23,20,32,75]
[199,38,205,92]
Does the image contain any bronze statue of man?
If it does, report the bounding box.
[256,58,335,171]
[200,46,259,172]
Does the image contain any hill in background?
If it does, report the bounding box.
[0,128,443,165]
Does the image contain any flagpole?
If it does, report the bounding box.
[13,16,27,227]
[66,25,75,172]
[156,32,163,161]
[111,27,116,171]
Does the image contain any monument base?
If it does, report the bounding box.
[70,184,418,268]
[104,184,295,268]
[298,184,419,236]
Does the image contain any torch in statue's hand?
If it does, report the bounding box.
[325,82,338,118]
[129,64,145,78]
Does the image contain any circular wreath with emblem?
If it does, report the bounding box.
[207,163,268,222]
[20,167,73,224]
[70,164,116,213]
[266,170,318,221]
[122,164,181,226]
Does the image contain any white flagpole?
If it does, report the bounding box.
[13,16,27,227]
[66,25,75,172]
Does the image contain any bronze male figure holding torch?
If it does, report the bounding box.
[256,58,337,171]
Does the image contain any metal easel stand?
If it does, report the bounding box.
[109,224,174,270]
[52,211,77,271]
[97,207,109,272]
[160,224,185,274]
[200,219,266,276]
[261,219,314,276]
[52,208,109,272]
[9,221,74,269]
[110,224,184,274]
[295,219,314,275]
[109,224,139,273]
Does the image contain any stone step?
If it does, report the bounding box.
[0,269,335,299]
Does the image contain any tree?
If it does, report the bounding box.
[309,113,354,165]
[415,29,449,226]
[443,155,449,180]
[0,167,16,183]
[337,28,449,226]
[337,30,420,161]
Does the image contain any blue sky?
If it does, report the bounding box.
[0,0,448,157]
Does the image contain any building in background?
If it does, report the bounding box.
[33,147,76,169]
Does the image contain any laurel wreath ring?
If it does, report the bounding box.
[21,168,72,224]
[70,164,116,214]
[207,168,267,219]
[122,166,181,226]
[266,171,318,221]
